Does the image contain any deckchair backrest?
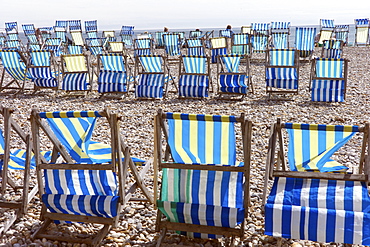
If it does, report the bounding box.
[90,46,103,56]
[232,33,250,45]
[100,54,126,72]
[0,50,25,68]
[71,31,84,46]
[7,34,19,41]
[190,30,202,38]
[182,56,206,74]
[295,27,316,51]
[269,49,296,66]
[270,22,290,31]
[221,55,242,73]
[138,55,163,72]
[251,23,270,34]
[68,20,82,32]
[210,37,227,48]
[22,24,35,35]
[355,18,370,26]
[68,45,83,55]
[120,26,134,35]
[165,112,237,165]
[103,31,115,38]
[220,30,232,38]
[155,32,168,46]
[135,38,151,49]
[55,31,66,43]
[5,40,21,49]
[85,20,98,32]
[241,26,251,34]
[163,34,181,55]
[186,39,203,48]
[87,32,98,39]
[45,38,61,46]
[109,42,125,52]
[320,19,335,29]
[63,55,88,72]
[30,50,51,66]
[315,58,344,78]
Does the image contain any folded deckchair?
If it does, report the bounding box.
[210,37,227,63]
[163,33,181,58]
[295,27,316,60]
[270,22,290,49]
[30,109,153,246]
[4,40,22,50]
[178,55,211,98]
[185,38,206,56]
[334,25,349,45]
[60,54,92,93]
[135,55,174,99]
[263,118,370,246]
[134,38,153,56]
[355,18,370,46]
[265,49,299,98]
[28,49,59,93]
[217,54,253,98]
[318,19,335,46]
[97,53,130,96]
[231,33,252,57]
[68,20,82,32]
[310,58,349,102]
[0,106,51,235]
[154,110,251,245]
[84,20,98,34]
[321,40,343,59]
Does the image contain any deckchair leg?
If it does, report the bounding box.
[0,211,18,236]
[31,218,53,240]
[156,227,167,247]
[91,225,111,247]
[229,236,236,247]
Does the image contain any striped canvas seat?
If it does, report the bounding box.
[134,38,152,56]
[155,31,168,48]
[355,19,370,46]
[120,26,134,48]
[71,31,84,46]
[109,41,125,53]
[318,19,335,46]
[334,25,349,44]
[295,27,316,58]
[43,38,63,56]
[155,112,251,242]
[98,53,128,94]
[231,33,251,56]
[68,45,83,55]
[186,38,205,56]
[179,56,209,98]
[251,34,268,53]
[311,58,347,102]
[5,40,21,50]
[210,37,227,63]
[61,54,89,91]
[270,22,290,49]
[322,40,342,59]
[189,30,202,38]
[265,177,370,245]
[163,34,181,57]
[29,50,58,89]
[89,46,103,56]
[220,29,233,38]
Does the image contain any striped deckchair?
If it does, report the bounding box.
[155,31,169,48]
[219,29,233,38]
[231,33,252,56]
[135,55,174,99]
[5,22,19,41]
[210,37,227,63]
[186,38,206,56]
[85,20,98,33]
[42,38,63,57]
[54,20,68,44]
[189,30,202,38]
[0,33,6,47]
[251,23,270,54]
[108,41,125,53]
[22,24,39,45]
[217,54,253,97]
[4,40,22,50]
[70,30,85,46]
[28,50,59,92]
[97,53,129,95]
[28,44,41,51]
[241,26,251,34]
[68,20,82,32]
[102,31,116,47]
[67,45,84,55]
[265,49,299,98]
[154,110,251,244]
[270,22,290,49]
[89,45,103,56]
[163,33,181,57]
[321,40,343,59]
[120,26,134,48]
[178,55,211,98]
[0,106,51,235]
[355,18,370,46]
[134,38,153,56]
[263,119,370,246]
[61,54,91,92]
[334,25,349,45]
[310,58,348,102]
[295,27,316,59]
[318,19,335,46]
[30,109,152,246]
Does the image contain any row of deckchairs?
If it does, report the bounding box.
[2,106,370,246]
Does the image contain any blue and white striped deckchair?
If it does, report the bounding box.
[265,49,299,97]
[210,37,227,63]
[5,40,22,50]
[98,53,128,94]
[22,24,39,45]
[186,38,205,56]
[61,54,90,92]
[178,55,210,98]
[310,58,348,102]
[155,31,168,48]
[5,22,19,41]
[54,20,68,44]
[39,27,53,42]
[355,18,370,46]
[43,38,63,57]
[102,31,116,47]
[135,55,172,99]
[29,44,41,51]
[270,22,290,49]
[163,33,181,57]
[67,45,83,55]
[217,54,252,95]
[264,120,370,246]
[120,26,134,48]
[219,29,233,38]
[321,40,343,59]
[85,20,98,33]
[28,50,58,91]
[231,33,252,56]
[334,25,349,45]
[134,38,153,56]
[155,111,251,243]
[318,19,335,46]
[89,46,103,56]
[189,30,202,38]
[68,20,82,32]
[251,23,270,53]
[251,23,270,35]
[295,27,316,59]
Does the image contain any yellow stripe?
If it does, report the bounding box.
[293,128,304,171]
[173,119,191,163]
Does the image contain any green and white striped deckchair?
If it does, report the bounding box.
[231,33,252,56]
[154,110,252,244]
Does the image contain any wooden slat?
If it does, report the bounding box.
[160,162,246,172]
[44,212,114,225]
[38,163,114,170]
[273,171,368,181]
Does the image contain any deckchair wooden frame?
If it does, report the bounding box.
[153,109,252,246]
[30,108,153,246]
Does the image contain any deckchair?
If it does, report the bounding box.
[85,20,98,34]
[28,43,42,51]
[219,29,233,38]
[4,40,23,50]
[251,23,270,54]
[163,33,181,58]
[295,27,316,60]
[265,48,299,98]
[270,22,290,49]
[0,49,32,93]
[134,38,153,56]
[120,26,134,48]
[178,55,211,98]
[135,55,174,99]
[210,37,227,63]
[30,109,153,246]
[318,19,335,46]
[42,38,63,57]
[310,58,349,102]
[108,41,126,53]
[67,45,84,55]
[102,31,116,47]
[189,30,202,38]
[97,53,130,96]
[263,118,370,246]
[354,18,370,46]
[69,21,84,47]
[217,54,253,98]
[321,40,343,59]
[54,20,68,44]
[334,25,349,45]
[60,54,92,93]
[5,22,19,41]
[0,106,51,234]
[28,49,59,93]
[231,33,252,57]
[68,20,82,32]
[22,24,39,46]
[154,110,251,245]
[39,27,53,44]
[241,26,251,34]
[185,38,206,56]
[155,31,169,48]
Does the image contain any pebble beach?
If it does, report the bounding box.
[0,45,370,247]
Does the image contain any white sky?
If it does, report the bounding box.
[1,0,370,30]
